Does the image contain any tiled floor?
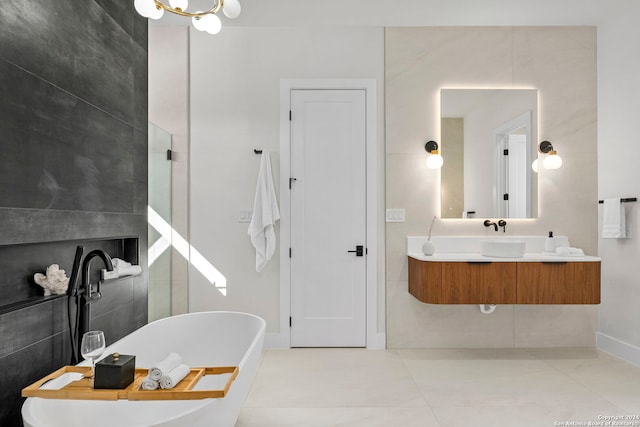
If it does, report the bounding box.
[237,348,640,427]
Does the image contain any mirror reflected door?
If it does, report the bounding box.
[494,112,532,218]
[440,89,538,219]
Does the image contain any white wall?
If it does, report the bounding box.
[386,27,598,348]
[188,27,384,335]
[597,2,640,366]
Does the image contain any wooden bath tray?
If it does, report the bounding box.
[22,365,239,401]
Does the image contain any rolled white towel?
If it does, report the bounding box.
[141,376,159,390]
[159,364,190,390]
[149,352,182,381]
[112,258,132,268]
[555,246,584,256]
[111,258,142,277]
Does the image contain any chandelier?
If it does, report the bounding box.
[134,0,241,35]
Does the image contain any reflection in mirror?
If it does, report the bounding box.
[440,89,538,219]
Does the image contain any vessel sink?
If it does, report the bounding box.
[480,239,526,258]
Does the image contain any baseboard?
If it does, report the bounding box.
[368,332,386,350]
[264,332,289,349]
[264,332,386,349]
[597,332,640,367]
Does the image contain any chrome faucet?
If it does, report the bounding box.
[484,219,498,231]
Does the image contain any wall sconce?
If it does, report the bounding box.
[532,141,562,172]
[539,140,562,169]
[425,140,443,169]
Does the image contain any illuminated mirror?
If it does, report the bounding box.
[440,88,538,219]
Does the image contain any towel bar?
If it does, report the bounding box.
[598,198,637,204]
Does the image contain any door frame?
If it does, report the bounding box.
[275,79,383,349]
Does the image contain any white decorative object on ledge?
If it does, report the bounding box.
[422,241,435,256]
[33,264,69,296]
[422,215,437,255]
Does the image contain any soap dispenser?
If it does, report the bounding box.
[544,231,556,253]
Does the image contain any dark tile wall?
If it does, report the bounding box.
[0,1,148,425]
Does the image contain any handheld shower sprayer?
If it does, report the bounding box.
[67,246,85,364]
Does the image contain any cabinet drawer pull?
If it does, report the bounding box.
[467,261,492,264]
[542,261,568,264]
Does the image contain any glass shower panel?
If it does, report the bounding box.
[148,122,172,322]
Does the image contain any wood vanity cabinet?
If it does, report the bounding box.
[441,262,516,304]
[408,257,601,305]
[516,262,601,304]
[408,257,442,304]
[408,258,516,304]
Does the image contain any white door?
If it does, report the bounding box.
[289,89,367,347]
[507,133,527,218]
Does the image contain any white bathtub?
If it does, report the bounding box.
[22,311,266,427]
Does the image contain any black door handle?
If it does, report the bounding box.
[348,245,364,256]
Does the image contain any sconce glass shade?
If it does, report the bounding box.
[424,141,443,169]
[531,158,539,173]
[222,0,242,18]
[192,14,208,31]
[135,0,163,18]
[205,13,222,34]
[149,5,165,19]
[426,150,444,169]
[193,13,221,34]
[543,150,563,169]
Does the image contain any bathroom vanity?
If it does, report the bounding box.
[407,237,601,305]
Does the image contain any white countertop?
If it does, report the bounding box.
[409,253,601,262]
[407,236,601,262]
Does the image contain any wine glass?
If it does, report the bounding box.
[80,330,106,379]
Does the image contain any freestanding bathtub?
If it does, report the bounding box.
[22,311,266,427]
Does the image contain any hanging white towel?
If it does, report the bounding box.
[602,198,626,238]
[248,151,280,272]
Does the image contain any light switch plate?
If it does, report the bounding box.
[239,210,253,223]
[386,208,405,223]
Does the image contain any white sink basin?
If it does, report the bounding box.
[480,239,526,258]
